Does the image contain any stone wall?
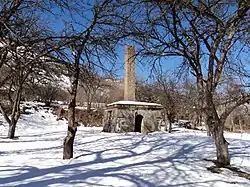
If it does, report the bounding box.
[103,106,163,133]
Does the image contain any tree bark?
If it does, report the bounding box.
[8,120,17,139]
[61,2,101,158]
[168,122,172,133]
[63,49,81,159]
[205,115,212,136]
[167,111,174,133]
[195,73,204,128]
[3,86,22,139]
[63,98,77,159]
[63,86,78,159]
[86,94,91,112]
[205,93,230,166]
[213,122,230,167]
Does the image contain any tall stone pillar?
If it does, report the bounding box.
[124,45,135,101]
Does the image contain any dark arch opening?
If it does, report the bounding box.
[135,114,143,133]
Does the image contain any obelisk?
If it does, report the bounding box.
[124,45,135,101]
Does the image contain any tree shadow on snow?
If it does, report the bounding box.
[0,132,249,187]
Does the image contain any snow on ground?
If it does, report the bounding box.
[1,106,250,187]
[107,100,162,107]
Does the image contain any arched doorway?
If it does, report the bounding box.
[135,114,143,132]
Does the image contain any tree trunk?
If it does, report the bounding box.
[87,102,91,112]
[63,49,81,159]
[63,93,78,159]
[63,98,77,159]
[164,121,168,131]
[168,122,172,133]
[207,127,212,136]
[205,87,230,166]
[206,114,230,166]
[213,123,230,167]
[206,97,230,166]
[239,119,243,133]
[63,76,79,159]
[205,115,212,136]
[166,108,175,133]
[8,121,17,139]
[86,94,92,112]
[195,73,204,128]
[6,86,22,139]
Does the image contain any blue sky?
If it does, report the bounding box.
[45,2,184,80]
[112,45,183,80]
[46,2,249,84]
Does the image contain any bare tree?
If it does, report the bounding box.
[155,73,178,133]
[126,0,250,166]
[58,0,121,159]
[104,78,124,103]
[136,79,158,103]
[78,68,104,112]
[0,0,74,138]
[0,6,45,138]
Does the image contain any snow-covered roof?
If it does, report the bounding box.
[107,100,163,107]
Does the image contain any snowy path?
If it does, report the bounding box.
[0,107,250,187]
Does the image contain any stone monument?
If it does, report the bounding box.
[103,45,164,133]
[124,45,135,101]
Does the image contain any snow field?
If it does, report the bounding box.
[0,107,250,186]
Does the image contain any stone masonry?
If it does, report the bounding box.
[124,45,135,101]
[103,101,163,133]
[103,45,164,134]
